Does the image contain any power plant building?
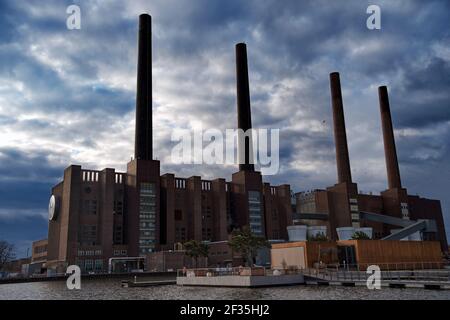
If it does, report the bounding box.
[45,15,292,273]
[45,14,447,273]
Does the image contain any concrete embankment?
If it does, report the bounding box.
[0,272,176,285]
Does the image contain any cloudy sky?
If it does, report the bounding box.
[0,0,449,257]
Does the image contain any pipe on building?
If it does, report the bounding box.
[330,72,352,184]
[236,43,255,172]
[378,86,402,189]
[134,13,153,160]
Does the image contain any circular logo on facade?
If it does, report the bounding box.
[48,195,59,221]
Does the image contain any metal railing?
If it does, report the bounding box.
[177,266,304,277]
[304,261,449,283]
[176,262,449,284]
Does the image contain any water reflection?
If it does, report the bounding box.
[0,279,449,300]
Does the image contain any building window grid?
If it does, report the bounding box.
[82,171,99,182]
[85,259,93,271]
[95,259,103,271]
[115,174,123,184]
[201,181,211,191]
[350,199,360,223]
[114,200,123,215]
[139,183,156,255]
[248,191,263,236]
[83,199,98,215]
[78,225,97,246]
[175,227,186,242]
[175,179,186,189]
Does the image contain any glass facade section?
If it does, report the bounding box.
[139,182,156,255]
[248,190,263,236]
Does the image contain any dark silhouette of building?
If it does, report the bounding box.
[46,14,292,273]
[294,73,448,251]
[45,14,447,273]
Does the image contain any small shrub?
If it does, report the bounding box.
[351,231,371,240]
[308,232,328,242]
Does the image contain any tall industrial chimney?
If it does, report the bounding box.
[330,72,352,184]
[134,14,152,160]
[236,43,254,172]
[378,86,402,189]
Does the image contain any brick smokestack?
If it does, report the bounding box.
[378,86,402,189]
[330,72,352,184]
[134,14,152,160]
[236,43,254,171]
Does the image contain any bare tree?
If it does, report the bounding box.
[0,240,16,271]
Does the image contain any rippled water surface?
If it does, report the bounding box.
[1,278,449,300]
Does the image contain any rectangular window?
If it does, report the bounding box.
[85,259,93,271]
[113,225,123,245]
[175,209,182,221]
[83,200,98,215]
[95,259,103,271]
[114,200,123,215]
[78,225,97,246]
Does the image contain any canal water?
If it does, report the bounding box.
[0,278,449,300]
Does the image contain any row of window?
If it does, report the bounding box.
[140,230,156,238]
[83,200,98,215]
[82,199,124,215]
[139,183,156,255]
[350,199,360,225]
[114,225,123,245]
[79,224,125,245]
[201,181,211,191]
[78,249,102,256]
[78,225,97,246]
[210,251,228,256]
[82,171,99,182]
[34,245,47,254]
[175,227,187,242]
[248,191,263,236]
[113,250,127,256]
[115,174,124,184]
[175,179,186,189]
[114,200,123,215]
[77,259,103,271]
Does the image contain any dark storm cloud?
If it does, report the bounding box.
[0,0,449,252]
[392,57,450,128]
[0,42,134,115]
[0,147,61,251]
[0,147,63,182]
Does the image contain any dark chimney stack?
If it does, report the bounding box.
[378,86,402,189]
[235,43,254,171]
[330,72,352,184]
[134,14,152,160]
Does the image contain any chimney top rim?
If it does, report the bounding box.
[139,13,151,19]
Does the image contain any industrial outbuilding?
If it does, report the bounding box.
[271,240,443,270]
